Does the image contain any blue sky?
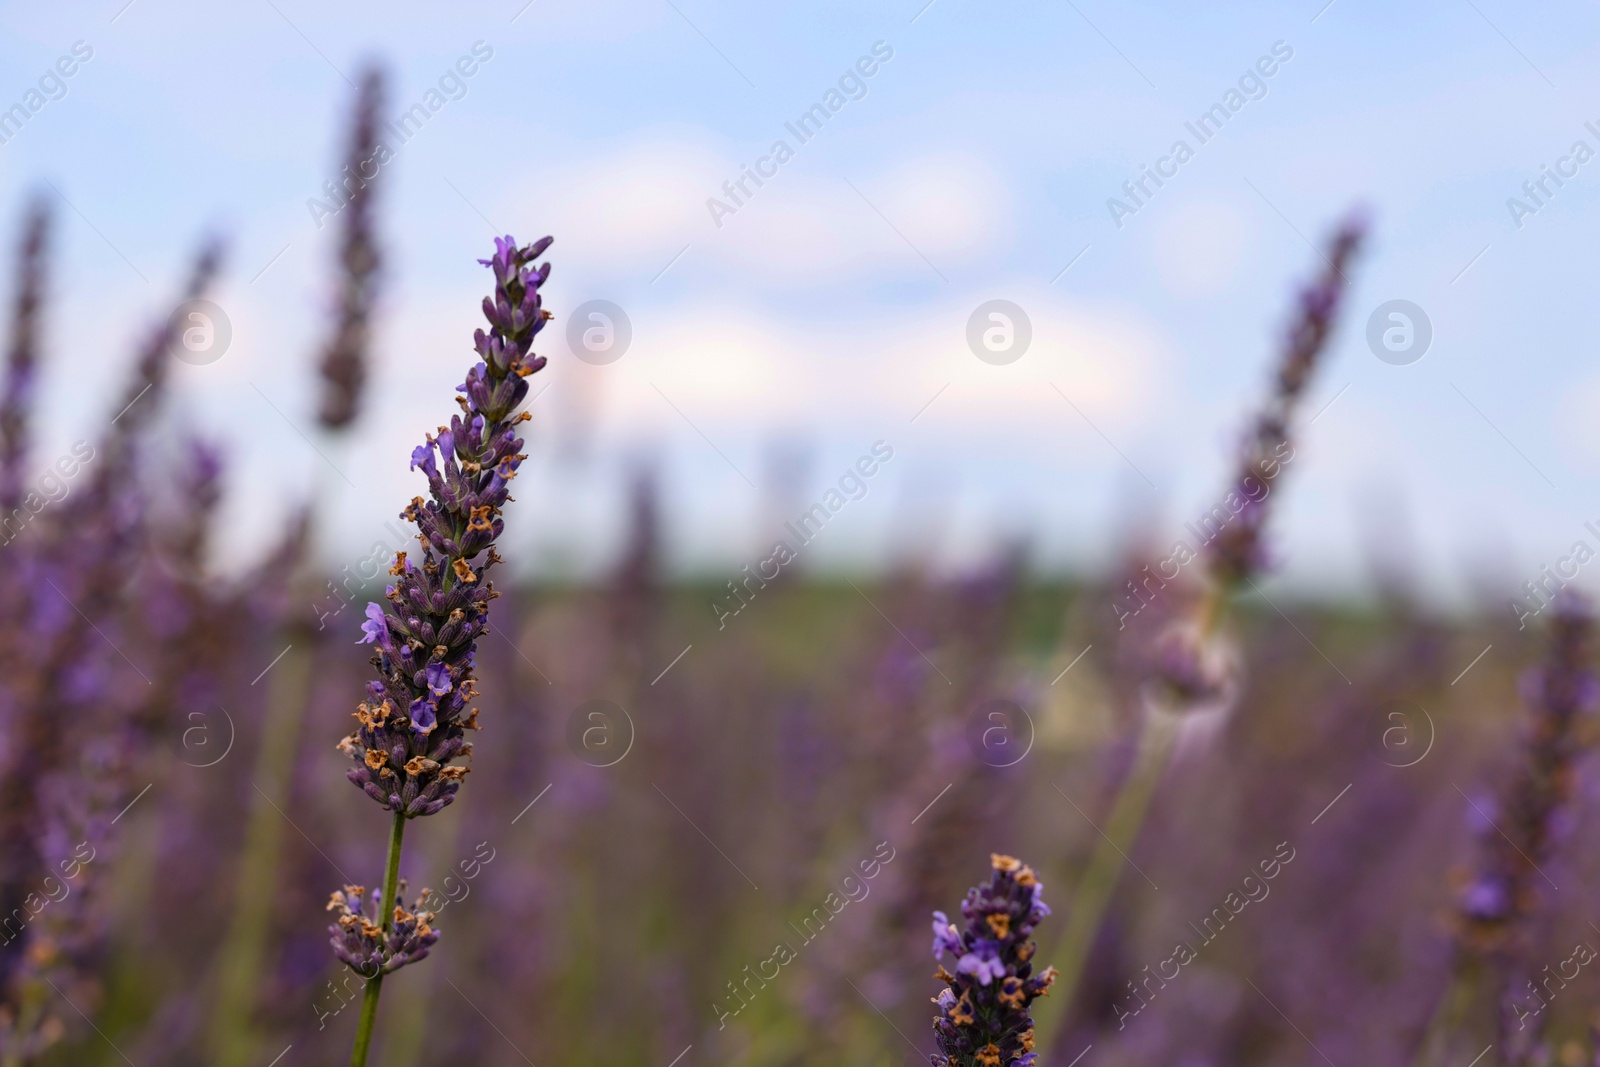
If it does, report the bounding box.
[3,0,1600,606]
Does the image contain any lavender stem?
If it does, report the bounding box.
[349,811,407,1067]
[209,641,315,1067]
[1037,211,1365,1042]
[1032,712,1176,1041]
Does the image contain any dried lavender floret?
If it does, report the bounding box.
[326,878,439,976]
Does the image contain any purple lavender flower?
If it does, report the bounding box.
[359,600,387,646]
[339,233,551,819]
[1143,212,1366,713]
[932,911,964,958]
[930,854,1056,1067]
[1204,214,1366,587]
[0,197,47,514]
[327,879,440,976]
[317,66,386,430]
[334,233,551,1067]
[1402,592,1600,1067]
[1454,590,1597,953]
[956,940,1008,986]
[0,238,222,1058]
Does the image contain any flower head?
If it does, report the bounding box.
[339,235,550,819]
[1204,212,1366,588]
[1454,591,1597,954]
[317,66,386,431]
[930,854,1054,1067]
[327,879,440,976]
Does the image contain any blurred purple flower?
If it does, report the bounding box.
[932,911,962,959]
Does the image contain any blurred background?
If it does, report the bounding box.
[1,1,1599,1066]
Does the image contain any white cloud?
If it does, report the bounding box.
[521,136,1014,286]
[531,133,726,274]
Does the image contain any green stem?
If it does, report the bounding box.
[1033,712,1178,1044]
[2,983,44,1067]
[1410,957,1480,1067]
[384,809,462,1067]
[349,811,407,1067]
[208,637,313,1067]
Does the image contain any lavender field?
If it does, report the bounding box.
[2,3,1599,1066]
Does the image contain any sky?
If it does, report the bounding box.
[2,0,1600,609]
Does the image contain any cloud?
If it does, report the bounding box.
[712,153,1012,283]
[520,136,1015,286]
[873,288,1172,434]
[529,133,727,276]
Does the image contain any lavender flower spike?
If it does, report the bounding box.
[1144,211,1366,716]
[317,65,386,430]
[1205,213,1366,587]
[338,235,550,1067]
[1410,591,1598,1067]
[0,197,47,514]
[340,233,551,819]
[1455,589,1597,953]
[930,854,1057,1067]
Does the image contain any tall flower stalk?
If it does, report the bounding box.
[929,854,1056,1067]
[0,197,48,516]
[317,66,385,431]
[1414,591,1596,1067]
[1037,213,1366,1034]
[335,233,551,1067]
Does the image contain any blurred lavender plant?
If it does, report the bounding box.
[335,233,550,1067]
[0,238,222,1063]
[0,197,47,515]
[1043,211,1367,1034]
[929,854,1057,1067]
[1145,212,1367,714]
[1416,592,1598,1066]
[1456,593,1595,951]
[317,66,385,431]
[134,438,225,737]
